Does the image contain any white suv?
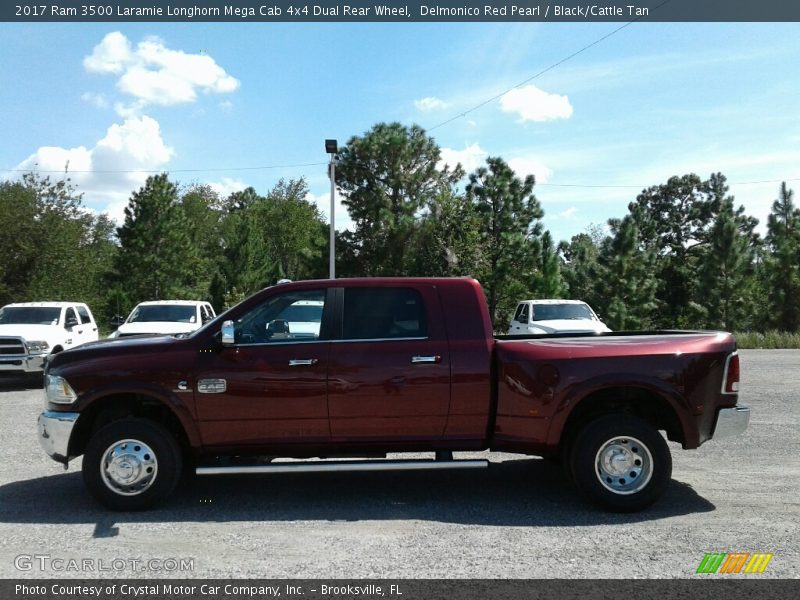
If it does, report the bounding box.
[507,299,611,335]
[0,302,99,373]
[109,300,216,339]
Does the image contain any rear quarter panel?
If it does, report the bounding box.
[493,332,738,453]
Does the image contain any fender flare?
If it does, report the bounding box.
[545,372,697,449]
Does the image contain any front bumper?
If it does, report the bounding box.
[0,354,46,373]
[37,410,79,464]
[712,406,750,439]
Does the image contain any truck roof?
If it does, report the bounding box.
[520,299,590,305]
[135,300,208,306]
[2,302,86,308]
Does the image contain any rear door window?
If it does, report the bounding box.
[342,288,427,340]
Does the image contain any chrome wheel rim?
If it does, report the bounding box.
[595,436,652,495]
[100,439,158,496]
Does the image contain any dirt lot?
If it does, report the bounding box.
[0,349,797,579]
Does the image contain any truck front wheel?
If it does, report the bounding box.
[82,418,182,511]
[570,415,671,512]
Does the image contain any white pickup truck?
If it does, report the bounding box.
[0,302,99,373]
[507,299,611,335]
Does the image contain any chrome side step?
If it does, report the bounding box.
[196,458,488,476]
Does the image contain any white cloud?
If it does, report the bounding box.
[439,143,488,174]
[499,85,573,122]
[415,96,449,111]
[508,156,553,184]
[219,100,233,112]
[557,207,578,219]
[14,116,174,223]
[81,92,109,109]
[84,32,239,114]
[209,177,248,198]
[306,191,353,231]
[83,31,133,74]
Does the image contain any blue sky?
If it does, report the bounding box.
[1,22,798,243]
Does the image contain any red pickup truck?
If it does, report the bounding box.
[38,278,748,512]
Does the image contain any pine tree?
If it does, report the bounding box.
[113,174,197,301]
[764,183,800,331]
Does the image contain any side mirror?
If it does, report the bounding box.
[64,317,79,329]
[110,315,125,327]
[221,320,235,346]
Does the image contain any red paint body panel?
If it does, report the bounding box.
[45,278,739,459]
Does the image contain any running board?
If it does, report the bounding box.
[196,458,488,476]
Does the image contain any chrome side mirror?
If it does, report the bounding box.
[221,320,235,346]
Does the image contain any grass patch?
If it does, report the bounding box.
[734,331,800,349]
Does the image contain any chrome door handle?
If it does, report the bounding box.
[289,359,319,366]
[411,355,441,364]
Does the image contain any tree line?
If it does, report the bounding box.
[1,122,798,333]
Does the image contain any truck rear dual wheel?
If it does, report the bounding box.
[82,418,182,511]
[570,415,672,512]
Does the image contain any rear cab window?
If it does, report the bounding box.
[342,288,427,340]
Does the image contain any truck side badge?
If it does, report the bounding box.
[198,379,227,394]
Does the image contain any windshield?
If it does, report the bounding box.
[128,305,197,323]
[0,306,61,325]
[532,303,594,321]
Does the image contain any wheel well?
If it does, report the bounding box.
[560,386,684,458]
[69,394,190,458]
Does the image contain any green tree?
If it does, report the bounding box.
[113,174,197,301]
[530,230,565,297]
[597,216,658,330]
[764,182,800,331]
[335,122,461,275]
[466,157,544,325]
[558,227,604,308]
[697,197,758,331]
[625,173,727,327]
[409,187,482,277]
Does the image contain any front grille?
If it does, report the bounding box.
[0,337,26,356]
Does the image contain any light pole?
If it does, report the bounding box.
[325,139,338,279]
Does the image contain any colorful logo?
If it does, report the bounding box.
[696,552,773,574]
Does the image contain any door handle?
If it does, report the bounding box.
[411,355,441,364]
[289,358,319,366]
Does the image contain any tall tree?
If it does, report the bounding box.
[466,157,544,325]
[409,187,482,277]
[764,182,800,331]
[113,174,197,301]
[530,230,565,297]
[335,122,461,275]
[626,173,728,327]
[558,228,604,308]
[597,216,658,330]
[697,197,758,330]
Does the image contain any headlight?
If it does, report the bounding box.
[45,375,78,405]
[25,340,50,354]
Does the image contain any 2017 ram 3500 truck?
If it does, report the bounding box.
[37,278,749,512]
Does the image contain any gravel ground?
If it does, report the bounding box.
[0,349,797,579]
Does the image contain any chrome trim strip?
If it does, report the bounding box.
[721,351,739,394]
[229,336,429,348]
[38,410,80,463]
[713,406,750,439]
[196,459,488,476]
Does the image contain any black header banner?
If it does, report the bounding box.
[5,579,800,600]
[4,0,800,22]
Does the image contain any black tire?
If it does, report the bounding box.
[569,414,671,512]
[82,418,182,511]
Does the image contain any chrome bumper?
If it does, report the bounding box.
[38,410,79,464]
[0,354,46,373]
[713,406,750,439]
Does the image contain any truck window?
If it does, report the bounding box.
[77,306,93,324]
[342,288,427,340]
[234,289,326,344]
